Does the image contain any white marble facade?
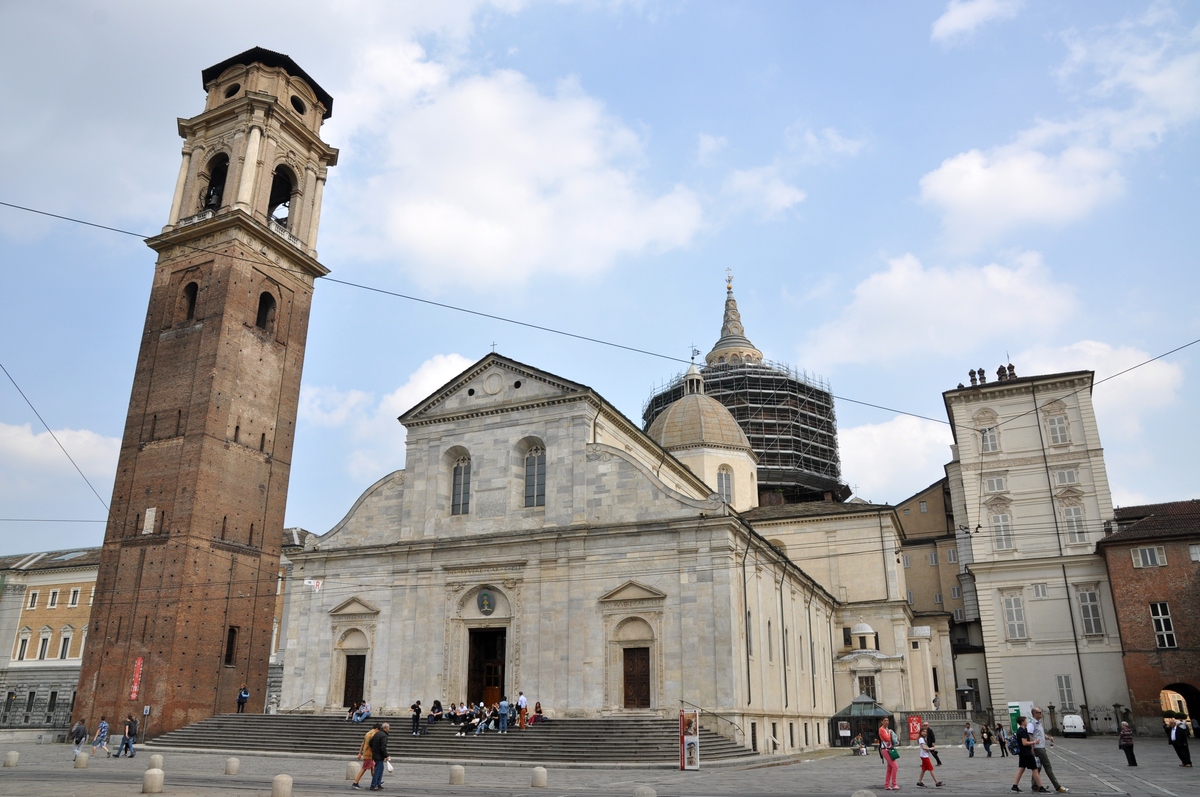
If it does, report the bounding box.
[281,354,840,750]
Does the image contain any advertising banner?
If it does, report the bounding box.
[129,656,144,701]
[908,715,922,741]
[680,709,700,770]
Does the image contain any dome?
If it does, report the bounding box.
[647,392,753,453]
[851,622,875,636]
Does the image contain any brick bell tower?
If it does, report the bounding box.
[75,48,337,734]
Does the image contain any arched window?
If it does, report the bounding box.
[524,446,546,508]
[256,292,277,332]
[202,155,229,212]
[224,626,238,666]
[267,165,297,228]
[182,282,198,322]
[717,467,733,503]
[451,456,471,515]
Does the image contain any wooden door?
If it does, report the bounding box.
[623,647,651,708]
[343,654,365,707]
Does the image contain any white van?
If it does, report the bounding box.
[1060,714,1086,738]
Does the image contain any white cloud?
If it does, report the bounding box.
[919,145,1124,250]
[1016,340,1183,439]
[696,133,728,163]
[331,47,704,288]
[787,124,866,164]
[803,251,1074,367]
[922,10,1200,249]
[300,354,474,481]
[839,415,953,504]
[720,164,806,218]
[0,421,120,478]
[931,0,1022,44]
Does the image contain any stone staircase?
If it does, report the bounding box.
[147,713,751,764]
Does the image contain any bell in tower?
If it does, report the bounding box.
[76,48,337,735]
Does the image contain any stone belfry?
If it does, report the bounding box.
[75,48,337,734]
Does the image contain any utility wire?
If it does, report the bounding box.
[0,199,944,425]
[0,361,110,512]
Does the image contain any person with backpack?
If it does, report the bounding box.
[1011,716,1046,793]
[996,723,1011,758]
[118,714,138,757]
[71,719,88,760]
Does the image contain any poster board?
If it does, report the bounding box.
[680,710,700,770]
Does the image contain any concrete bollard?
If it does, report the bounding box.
[851,791,878,797]
[633,787,656,797]
[143,768,164,794]
[225,757,240,775]
[449,764,465,785]
[347,761,361,780]
[74,752,89,768]
[531,766,547,788]
[272,773,293,797]
[148,753,164,771]
[2,751,17,767]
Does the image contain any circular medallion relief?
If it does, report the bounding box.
[484,373,503,395]
[477,590,496,615]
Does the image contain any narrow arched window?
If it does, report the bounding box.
[267,166,296,228]
[256,292,276,332]
[524,446,546,508]
[224,626,238,665]
[717,467,733,503]
[182,282,198,321]
[451,456,471,515]
[202,155,229,212]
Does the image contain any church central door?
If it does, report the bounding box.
[343,654,365,707]
[623,647,651,708]
[468,628,505,707]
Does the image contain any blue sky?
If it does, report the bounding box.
[2,1,1198,555]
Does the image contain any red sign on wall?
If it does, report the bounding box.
[129,657,144,701]
[908,715,922,741]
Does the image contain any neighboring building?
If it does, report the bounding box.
[1098,500,1200,734]
[644,278,848,504]
[266,527,317,713]
[0,547,99,740]
[76,47,339,736]
[896,479,971,711]
[282,352,845,754]
[742,499,945,716]
[943,366,1128,732]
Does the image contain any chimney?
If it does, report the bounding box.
[1008,363,1016,379]
[978,368,987,384]
[969,369,978,386]
[997,366,1007,382]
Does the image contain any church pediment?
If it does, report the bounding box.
[399,353,588,425]
[329,597,380,616]
[599,580,667,603]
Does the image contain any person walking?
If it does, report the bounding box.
[980,723,993,757]
[368,722,390,791]
[962,723,976,757]
[236,684,249,713]
[410,700,422,736]
[916,727,944,788]
[1168,718,1192,767]
[996,723,1010,758]
[879,717,900,791]
[1011,716,1045,793]
[1118,721,1137,767]
[91,716,111,758]
[517,691,528,729]
[923,722,942,766]
[351,722,380,789]
[1029,706,1068,792]
[71,719,88,760]
[118,714,138,757]
[498,695,510,734]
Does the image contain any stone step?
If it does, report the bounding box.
[148,714,749,762]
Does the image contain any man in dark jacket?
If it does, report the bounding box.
[369,722,390,790]
[1169,719,1192,767]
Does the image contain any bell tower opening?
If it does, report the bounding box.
[202,154,229,213]
[255,292,277,332]
[267,166,296,229]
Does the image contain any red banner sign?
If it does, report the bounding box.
[908,715,922,741]
[129,656,144,701]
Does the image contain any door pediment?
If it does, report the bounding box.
[599,580,667,604]
[329,597,380,616]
